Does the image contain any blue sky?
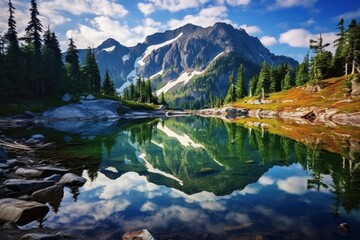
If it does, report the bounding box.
[0,0,359,61]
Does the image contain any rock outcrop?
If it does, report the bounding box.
[0,198,49,225]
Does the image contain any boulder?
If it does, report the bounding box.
[6,159,26,168]
[21,233,62,240]
[31,134,45,141]
[0,168,8,178]
[42,99,124,120]
[122,229,155,240]
[338,223,349,232]
[62,93,72,102]
[43,174,62,182]
[31,184,64,205]
[35,166,69,176]
[0,147,8,161]
[0,198,49,225]
[0,163,10,169]
[4,179,55,194]
[15,168,44,178]
[59,173,87,186]
[85,94,95,100]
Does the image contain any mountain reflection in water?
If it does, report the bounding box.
[18,116,360,239]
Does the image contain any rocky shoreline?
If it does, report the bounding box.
[196,106,360,127]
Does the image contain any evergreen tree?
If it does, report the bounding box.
[283,67,294,90]
[309,34,331,84]
[209,92,214,108]
[224,75,236,103]
[160,92,165,105]
[102,70,116,96]
[255,62,270,98]
[346,19,360,75]
[295,53,310,86]
[269,67,277,93]
[332,18,348,76]
[42,28,65,95]
[145,79,152,103]
[83,47,101,92]
[24,0,43,95]
[248,74,258,97]
[65,38,81,93]
[235,64,247,99]
[129,83,135,100]
[3,0,23,97]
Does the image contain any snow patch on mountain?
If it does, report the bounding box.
[138,33,183,67]
[117,56,142,93]
[122,54,129,62]
[150,70,164,79]
[156,70,203,96]
[102,45,116,53]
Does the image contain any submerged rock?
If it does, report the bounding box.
[122,229,155,240]
[338,223,349,232]
[0,198,49,225]
[35,166,69,176]
[31,184,64,205]
[4,179,55,194]
[59,173,87,186]
[21,233,62,240]
[15,168,44,178]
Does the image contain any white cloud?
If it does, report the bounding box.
[277,176,309,195]
[39,0,128,18]
[240,24,262,35]
[258,175,275,185]
[137,0,210,14]
[66,16,164,50]
[260,36,277,46]
[218,0,251,6]
[141,201,157,212]
[138,2,156,16]
[167,6,232,29]
[336,8,360,20]
[279,28,336,52]
[270,0,318,10]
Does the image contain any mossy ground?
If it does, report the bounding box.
[230,76,360,113]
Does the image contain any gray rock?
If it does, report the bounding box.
[0,147,8,161]
[31,184,64,205]
[31,134,45,141]
[21,233,62,240]
[44,174,62,182]
[0,198,49,226]
[15,168,44,178]
[6,159,26,168]
[4,179,55,194]
[59,173,87,186]
[0,168,8,178]
[25,138,41,145]
[85,94,95,100]
[35,166,69,176]
[2,222,19,230]
[62,93,72,102]
[0,163,10,169]
[122,229,155,240]
[42,99,122,120]
[338,223,349,232]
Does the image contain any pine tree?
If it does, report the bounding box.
[269,67,277,93]
[209,92,214,108]
[145,79,152,103]
[24,0,43,96]
[224,75,236,103]
[3,0,23,97]
[83,47,101,92]
[102,70,116,96]
[283,67,294,90]
[42,28,65,95]
[248,74,258,97]
[295,53,310,86]
[255,62,270,98]
[332,18,348,76]
[346,19,360,75]
[65,38,81,93]
[309,34,331,84]
[160,92,165,105]
[235,64,247,99]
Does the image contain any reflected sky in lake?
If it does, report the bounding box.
[13,116,360,239]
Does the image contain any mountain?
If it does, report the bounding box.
[77,22,297,106]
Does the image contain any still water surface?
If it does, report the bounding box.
[12,116,360,239]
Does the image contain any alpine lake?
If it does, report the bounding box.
[3,115,360,240]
